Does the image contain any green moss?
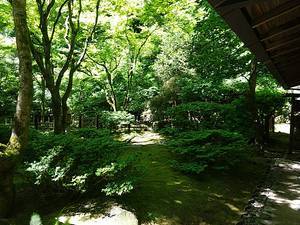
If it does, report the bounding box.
[13,136,268,225]
[116,144,268,225]
[2,134,22,159]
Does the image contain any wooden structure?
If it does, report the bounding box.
[208,0,300,152]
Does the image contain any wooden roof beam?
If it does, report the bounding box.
[270,46,300,59]
[276,59,300,70]
[252,1,300,28]
[208,0,296,89]
[260,19,300,42]
[266,36,300,51]
[275,53,300,66]
[273,54,300,66]
[215,0,227,8]
[216,0,269,11]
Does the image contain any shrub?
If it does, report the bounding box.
[158,127,180,136]
[23,129,136,195]
[165,102,228,130]
[95,155,138,196]
[167,130,251,174]
[98,111,134,130]
[71,128,111,138]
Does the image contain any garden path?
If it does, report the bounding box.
[239,134,300,225]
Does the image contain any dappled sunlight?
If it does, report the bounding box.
[114,143,260,225]
[174,200,182,205]
[120,132,165,145]
[244,158,300,225]
[261,188,300,211]
[166,181,183,186]
[212,193,223,198]
[274,123,290,134]
[259,160,300,212]
[30,213,42,225]
[278,161,300,171]
[224,203,241,213]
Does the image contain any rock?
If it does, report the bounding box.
[58,205,138,225]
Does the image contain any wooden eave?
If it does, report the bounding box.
[208,0,300,89]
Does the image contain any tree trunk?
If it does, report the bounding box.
[62,100,68,132]
[106,93,117,112]
[51,91,64,134]
[107,73,117,112]
[123,70,133,110]
[0,0,33,218]
[41,77,46,124]
[49,76,73,134]
[246,58,263,146]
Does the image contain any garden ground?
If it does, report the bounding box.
[12,132,269,225]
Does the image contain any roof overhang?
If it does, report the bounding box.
[207,0,300,89]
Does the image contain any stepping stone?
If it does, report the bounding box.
[58,205,138,225]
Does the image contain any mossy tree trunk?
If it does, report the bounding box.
[0,0,33,218]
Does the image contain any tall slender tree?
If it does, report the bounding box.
[0,0,33,218]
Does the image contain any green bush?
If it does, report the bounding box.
[167,130,251,174]
[70,128,111,138]
[166,102,230,130]
[98,111,135,130]
[23,129,136,195]
[95,155,138,196]
[159,127,180,136]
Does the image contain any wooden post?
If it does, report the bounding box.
[289,96,295,154]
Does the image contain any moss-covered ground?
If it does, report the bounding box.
[115,143,267,225]
[12,133,269,225]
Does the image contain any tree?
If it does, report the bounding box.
[0,0,33,218]
[82,0,201,113]
[29,0,100,133]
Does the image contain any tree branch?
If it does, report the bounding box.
[55,0,76,88]
[50,0,69,42]
[74,0,101,70]
[135,27,157,64]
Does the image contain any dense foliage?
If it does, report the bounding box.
[23,129,138,196]
[98,111,135,130]
[167,130,251,174]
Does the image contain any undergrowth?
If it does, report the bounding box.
[167,129,252,174]
[21,128,139,196]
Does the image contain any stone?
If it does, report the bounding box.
[58,205,138,225]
